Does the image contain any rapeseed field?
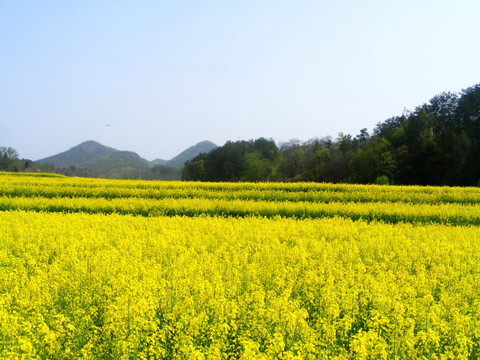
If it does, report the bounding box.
[1,173,479,359]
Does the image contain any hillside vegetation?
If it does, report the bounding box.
[34,140,217,179]
[151,140,217,168]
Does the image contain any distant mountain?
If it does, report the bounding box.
[161,140,217,169]
[38,141,118,168]
[150,158,168,166]
[36,140,217,179]
[37,140,152,178]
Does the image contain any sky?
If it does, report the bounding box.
[1,1,480,161]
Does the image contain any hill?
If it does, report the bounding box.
[161,140,217,168]
[36,140,217,179]
[37,140,120,168]
[37,141,152,178]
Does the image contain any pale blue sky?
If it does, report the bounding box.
[1,1,479,161]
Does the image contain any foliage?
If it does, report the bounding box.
[374,176,390,186]
[0,146,35,172]
[150,165,180,180]
[183,138,281,182]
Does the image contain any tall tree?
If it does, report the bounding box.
[0,147,19,171]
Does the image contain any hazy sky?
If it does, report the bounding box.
[1,1,480,161]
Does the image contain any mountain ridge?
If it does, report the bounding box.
[163,140,217,168]
[36,140,217,179]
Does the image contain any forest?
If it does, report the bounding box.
[183,83,480,186]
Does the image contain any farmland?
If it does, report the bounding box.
[1,172,479,359]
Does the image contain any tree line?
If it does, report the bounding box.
[183,83,480,186]
[0,148,94,177]
[0,147,34,172]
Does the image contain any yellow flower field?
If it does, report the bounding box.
[0,173,479,359]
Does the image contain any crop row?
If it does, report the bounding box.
[2,195,479,225]
[2,172,480,205]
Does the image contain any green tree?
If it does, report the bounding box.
[337,133,352,155]
[304,148,332,182]
[0,147,19,171]
[375,175,390,185]
[181,138,280,182]
[283,148,304,180]
[182,158,206,181]
[241,152,273,182]
[349,138,396,184]
[456,84,480,184]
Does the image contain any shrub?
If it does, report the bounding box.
[375,175,390,185]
